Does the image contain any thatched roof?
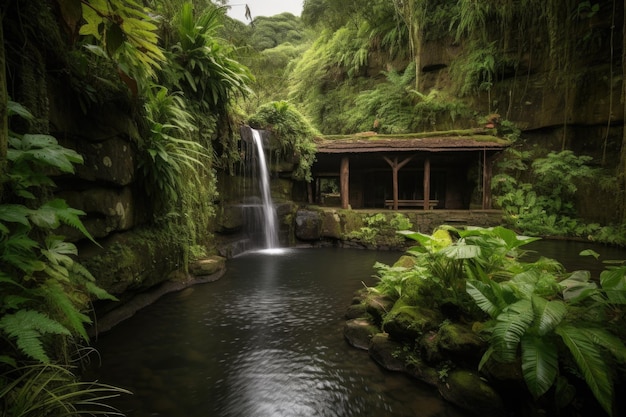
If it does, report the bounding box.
[314,129,510,154]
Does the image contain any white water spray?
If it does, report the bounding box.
[250,128,279,249]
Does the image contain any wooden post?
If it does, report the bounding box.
[340,157,350,209]
[482,150,493,209]
[384,155,414,210]
[423,158,431,210]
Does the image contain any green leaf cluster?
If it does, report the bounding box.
[373,225,626,415]
[247,101,318,181]
[346,213,413,247]
[1,101,122,414]
[493,149,612,238]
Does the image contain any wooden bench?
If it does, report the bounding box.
[385,199,439,209]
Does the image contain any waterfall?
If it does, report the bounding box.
[249,128,280,249]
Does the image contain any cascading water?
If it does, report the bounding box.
[248,128,280,250]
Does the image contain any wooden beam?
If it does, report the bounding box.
[423,158,431,210]
[482,150,493,209]
[383,155,414,210]
[340,157,350,209]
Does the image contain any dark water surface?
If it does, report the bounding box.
[91,248,468,417]
[90,241,626,417]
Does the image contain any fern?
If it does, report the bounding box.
[0,310,71,363]
[33,281,92,341]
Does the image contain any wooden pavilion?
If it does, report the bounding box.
[310,130,510,210]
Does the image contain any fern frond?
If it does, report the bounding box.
[0,310,71,363]
[32,199,98,245]
[34,281,91,341]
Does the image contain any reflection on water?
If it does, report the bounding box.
[90,248,467,417]
[524,239,626,278]
[90,241,625,417]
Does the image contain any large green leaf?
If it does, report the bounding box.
[560,270,598,303]
[600,267,626,305]
[440,243,481,259]
[556,324,614,416]
[466,279,503,317]
[0,205,32,226]
[521,334,558,398]
[532,296,566,335]
[491,299,534,362]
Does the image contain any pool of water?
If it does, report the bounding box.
[89,248,468,417]
[89,241,626,417]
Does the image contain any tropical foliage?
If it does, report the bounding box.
[0,101,127,415]
[492,148,624,242]
[247,101,318,181]
[371,226,626,415]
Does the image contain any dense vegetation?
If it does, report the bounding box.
[370,226,626,416]
[0,0,624,415]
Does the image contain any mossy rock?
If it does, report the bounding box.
[295,209,322,240]
[344,318,380,350]
[364,293,395,325]
[320,210,343,239]
[344,303,368,319]
[368,333,405,372]
[80,226,184,297]
[189,256,226,277]
[393,255,417,269]
[418,330,444,363]
[437,322,487,363]
[383,300,442,343]
[438,370,505,417]
[403,355,439,387]
[338,210,365,236]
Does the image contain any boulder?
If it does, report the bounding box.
[364,293,395,326]
[320,210,343,239]
[383,303,442,343]
[438,370,505,417]
[403,355,439,387]
[295,209,322,240]
[189,256,226,277]
[368,333,405,372]
[344,303,368,319]
[344,318,379,350]
[437,322,487,363]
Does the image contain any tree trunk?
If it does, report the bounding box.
[340,157,349,209]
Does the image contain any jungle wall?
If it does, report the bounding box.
[1,0,624,315]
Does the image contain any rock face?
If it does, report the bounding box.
[295,209,322,240]
[292,207,505,249]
